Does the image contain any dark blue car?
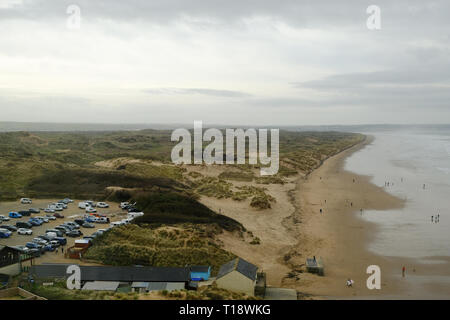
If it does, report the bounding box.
[26,242,41,249]
[28,219,42,226]
[54,237,67,245]
[0,231,11,238]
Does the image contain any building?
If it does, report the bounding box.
[190,266,211,281]
[29,264,191,292]
[0,245,22,276]
[131,281,185,293]
[215,258,258,296]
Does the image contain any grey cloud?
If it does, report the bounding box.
[2,0,450,31]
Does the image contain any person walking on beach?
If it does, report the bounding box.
[432,215,434,222]
[320,208,323,214]
[346,278,354,287]
[423,184,426,189]
[402,266,406,278]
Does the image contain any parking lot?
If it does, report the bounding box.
[0,199,128,265]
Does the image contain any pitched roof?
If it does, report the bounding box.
[82,281,120,291]
[217,258,258,281]
[190,266,210,273]
[30,264,190,282]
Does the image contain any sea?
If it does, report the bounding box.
[344,125,450,298]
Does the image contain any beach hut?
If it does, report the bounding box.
[190,266,211,281]
[306,257,324,276]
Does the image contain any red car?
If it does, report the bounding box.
[53,213,64,218]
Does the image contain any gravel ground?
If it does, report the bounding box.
[0,198,128,265]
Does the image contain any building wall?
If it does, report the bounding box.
[215,271,255,296]
[0,262,21,276]
[191,271,210,281]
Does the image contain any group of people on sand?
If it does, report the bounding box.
[431,214,440,223]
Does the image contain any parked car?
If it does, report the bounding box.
[12,245,30,253]
[53,237,67,245]
[44,208,55,213]
[0,230,11,238]
[0,215,10,222]
[46,229,63,237]
[2,225,17,232]
[29,208,40,214]
[0,229,12,238]
[85,201,96,207]
[35,216,49,223]
[120,202,130,209]
[98,217,110,224]
[50,240,61,247]
[82,222,95,228]
[45,214,56,220]
[9,212,22,218]
[44,244,55,251]
[64,198,74,203]
[83,236,95,240]
[45,232,58,239]
[85,207,97,213]
[20,198,32,204]
[54,226,69,234]
[28,219,42,226]
[96,202,109,208]
[32,237,48,245]
[16,221,33,229]
[74,219,86,226]
[65,222,80,229]
[66,230,83,237]
[78,202,87,209]
[54,213,64,218]
[25,242,41,249]
[18,210,31,217]
[17,228,33,235]
[28,248,41,257]
[56,202,68,209]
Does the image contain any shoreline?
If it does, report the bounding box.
[284,135,450,299]
[283,135,412,298]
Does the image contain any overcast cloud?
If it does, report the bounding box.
[0,0,449,125]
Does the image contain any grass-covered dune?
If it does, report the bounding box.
[0,129,364,200]
[83,224,236,274]
[131,191,243,231]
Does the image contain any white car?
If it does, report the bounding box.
[18,228,32,235]
[36,216,49,223]
[96,202,109,208]
[45,214,56,220]
[0,215,10,221]
[44,208,55,213]
[85,200,96,207]
[56,202,68,209]
[120,202,130,209]
[20,198,32,204]
[86,207,97,213]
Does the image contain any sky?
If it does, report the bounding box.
[0,0,450,126]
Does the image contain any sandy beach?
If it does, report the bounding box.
[196,135,450,299]
[283,136,450,299]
